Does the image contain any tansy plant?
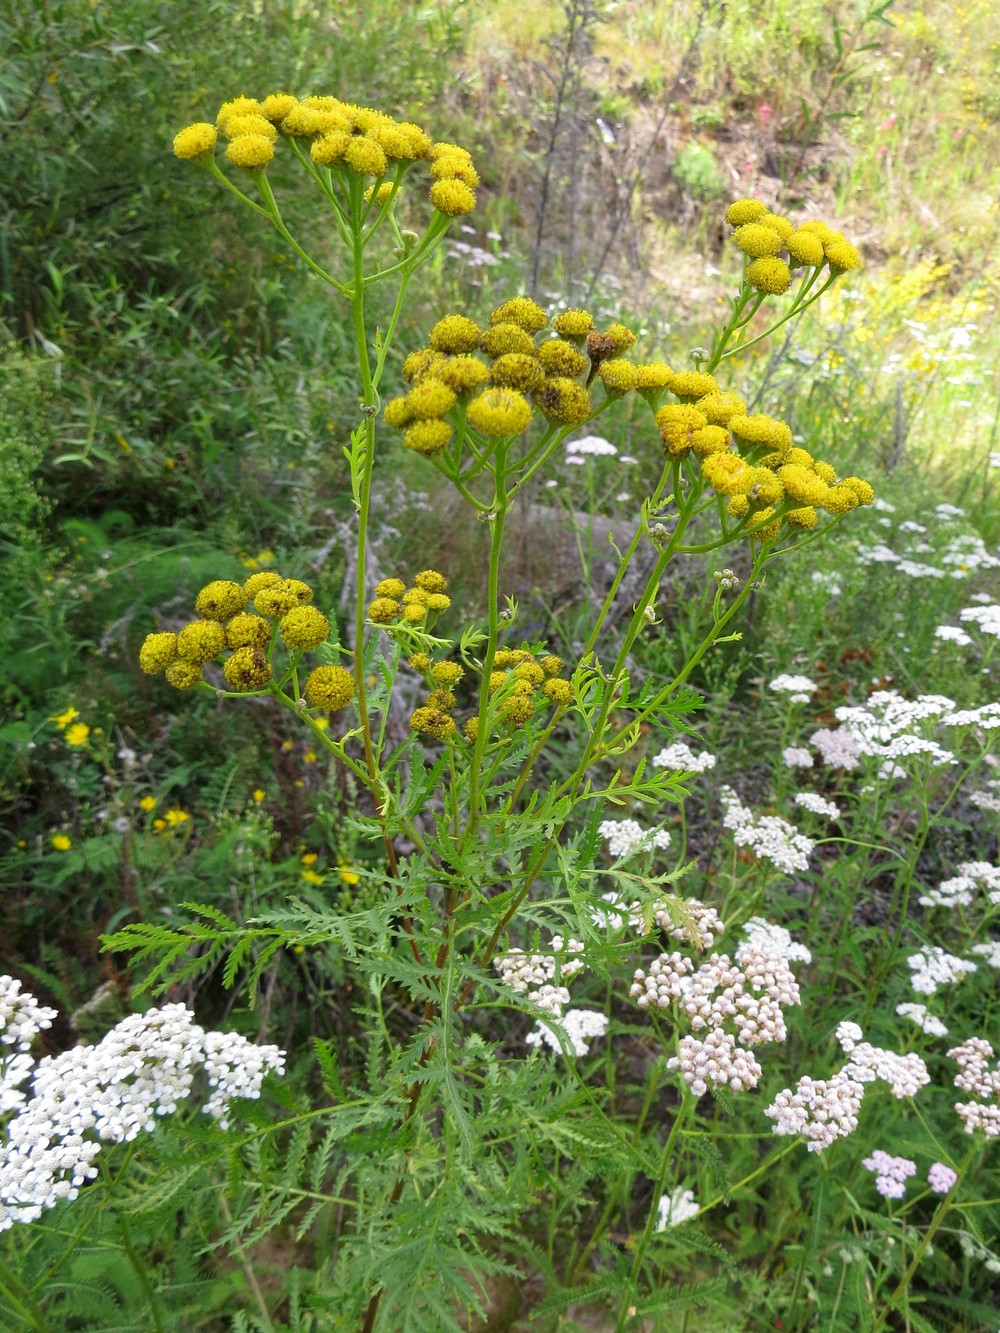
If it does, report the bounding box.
[97,92,879,1326]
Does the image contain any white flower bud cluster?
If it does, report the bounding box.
[493,937,585,1018]
[720,787,814,876]
[971,939,1000,968]
[833,691,959,773]
[0,979,57,1053]
[769,674,818,704]
[782,746,813,769]
[598,819,671,859]
[895,1002,948,1037]
[861,1150,917,1199]
[740,918,812,964]
[0,988,285,1231]
[765,1024,930,1152]
[793,791,841,819]
[629,952,694,1009]
[668,1030,762,1096]
[906,946,977,995]
[810,727,861,770]
[651,742,717,773]
[968,781,1000,813]
[949,1038,1000,1137]
[525,1009,608,1057]
[656,1185,700,1229]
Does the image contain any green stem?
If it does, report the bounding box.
[118,1210,164,1333]
[251,170,349,294]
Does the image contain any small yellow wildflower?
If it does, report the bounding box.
[732,224,783,258]
[490,298,548,333]
[51,706,80,729]
[165,808,190,827]
[746,256,792,295]
[225,134,275,170]
[429,178,476,216]
[466,387,533,438]
[429,315,482,354]
[51,834,72,852]
[139,796,157,812]
[195,580,247,621]
[403,420,453,455]
[252,788,266,803]
[305,665,355,711]
[301,852,319,866]
[65,723,90,747]
[301,869,324,885]
[338,860,361,886]
[172,123,217,160]
[534,378,592,426]
[303,749,318,764]
[725,197,768,226]
[538,340,589,378]
[280,606,331,651]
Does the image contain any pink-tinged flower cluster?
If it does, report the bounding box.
[927,1161,958,1194]
[862,1150,916,1198]
[949,1038,1000,1137]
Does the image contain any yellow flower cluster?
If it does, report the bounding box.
[724,197,862,294]
[172,95,476,217]
[386,300,689,455]
[138,573,347,707]
[367,570,451,626]
[406,644,572,746]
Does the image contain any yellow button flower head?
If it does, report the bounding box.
[813,460,836,484]
[410,706,456,741]
[177,620,227,663]
[429,155,479,188]
[747,257,792,295]
[825,238,861,272]
[414,570,448,593]
[396,122,432,158]
[404,420,453,455]
[697,392,747,425]
[406,378,457,420]
[437,355,490,394]
[492,650,517,668]
[785,230,825,266]
[225,134,275,170]
[431,660,463,686]
[747,508,782,541]
[305,665,355,711]
[633,363,673,395]
[172,123,218,160]
[491,353,546,393]
[363,182,396,207]
[599,359,640,393]
[821,485,860,515]
[744,468,785,506]
[429,315,482,354]
[670,371,719,401]
[727,495,749,519]
[216,97,262,131]
[195,580,248,621]
[368,597,401,623]
[344,136,387,176]
[226,610,272,647]
[603,323,637,354]
[759,212,795,240]
[373,122,427,163]
[138,631,178,675]
[540,654,563,676]
[552,309,595,340]
[656,404,708,457]
[690,425,731,458]
[501,693,535,725]
[535,377,592,426]
[375,577,406,599]
[787,506,819,528]
[223,114,277,143]
[401,601,427,622]
[65,722,90,747]
[702,452,754,496]
[427,689,456,713]
[490,298,548,333]
[311,132,351,165]
[431,141,473,162]
[466,387,533,437]
[244,570,283,598]
[839,476,875,506]
[51,834,72,852]
[464,716,480,743]
[488,670,510,693]
[255,579,313,618]
[725,197,768,226]
[480,324,536,359]
[538,340,589,379]
[783,447,814,467]
[727,413,794,453]
[514,661,545,686]
[282,105,339,137]
[408,652,432,672]
[224,647,273,691]
[166,660,202,690]
[401,585,430,606]
[544,678,573,705]
[797,220,836,242]
[778,464,830,507]
[280,606,330,650]
[383,397,412,428]
[429,179,476,216]
[733,224,784,258]
[260,93,298,122]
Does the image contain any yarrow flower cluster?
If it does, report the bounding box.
[927,1161,958,1193]
[599,819,671,859]
[631,928,805,1097]
[810,726,861,770]
[656,1186,700,1229]
[948,1038,1000,1137]
[782,746,813,769]
[861,1150,917,1199]
[764,1022,930,1152]
[919,861,1000,909]
[651,741,718,773]
[906,946,977,995]
[793,791,841,819]
[895,1002,948,1037]
[592,893,724,950]
[769,673,818,703]
[833,691,959,777]
[719,786,814,875]
[0,985,285,1230]
[493,935,608,1057]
